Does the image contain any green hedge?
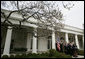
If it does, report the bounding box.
[2,49,72,58]
[78,50,84,55]
[48,49,71,58]
[9,55,15,58]
[48,49,56,57]
[1,55,9,58]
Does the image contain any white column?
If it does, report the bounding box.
[83,35,84,48]
[52,30,56,49]
[3,26,12,55]
[75,34,79,49]
[32,28,37,53]
[65,32,69,43]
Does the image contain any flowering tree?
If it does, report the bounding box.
[1,1,74,37]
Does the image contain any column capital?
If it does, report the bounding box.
[8,26,13,29]
[33,28,37,37]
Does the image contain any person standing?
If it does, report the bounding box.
[64,42,68,54]
[72,43,78,57]
[67,42,72,55]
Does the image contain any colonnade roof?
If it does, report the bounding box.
[1,9,84,35]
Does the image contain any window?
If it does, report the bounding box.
[10,39,14,49]
[48,36,52,49]
[37,39,38,49]
[30,39,32,49]
[48,40,50,49]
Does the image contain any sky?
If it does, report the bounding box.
[1,1,84,29]
[61,1,84,29]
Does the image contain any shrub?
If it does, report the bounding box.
[48,49,57,57]
[26,53,38,58]
[21,53,27,58]
[54,51,62,58]
[37,53,49,58]
[2,49,72,58]
[40,53,46,56]
[43,52,49,56]
[14,54,21,58]
[27,53,32,56]
[38,55,49,58]
[48,49,72,58]
[10,55,15,58]
[31,53,38,58]
[78,50,84,55]
[2,55,9,58]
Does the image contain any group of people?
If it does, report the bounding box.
[56,40,78,57]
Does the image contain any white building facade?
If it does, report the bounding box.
[1,9,84,55]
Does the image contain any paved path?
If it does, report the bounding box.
[72,55,84,58]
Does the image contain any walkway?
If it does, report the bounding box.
[72,55,84,58]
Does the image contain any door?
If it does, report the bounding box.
[38,37,47,51]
